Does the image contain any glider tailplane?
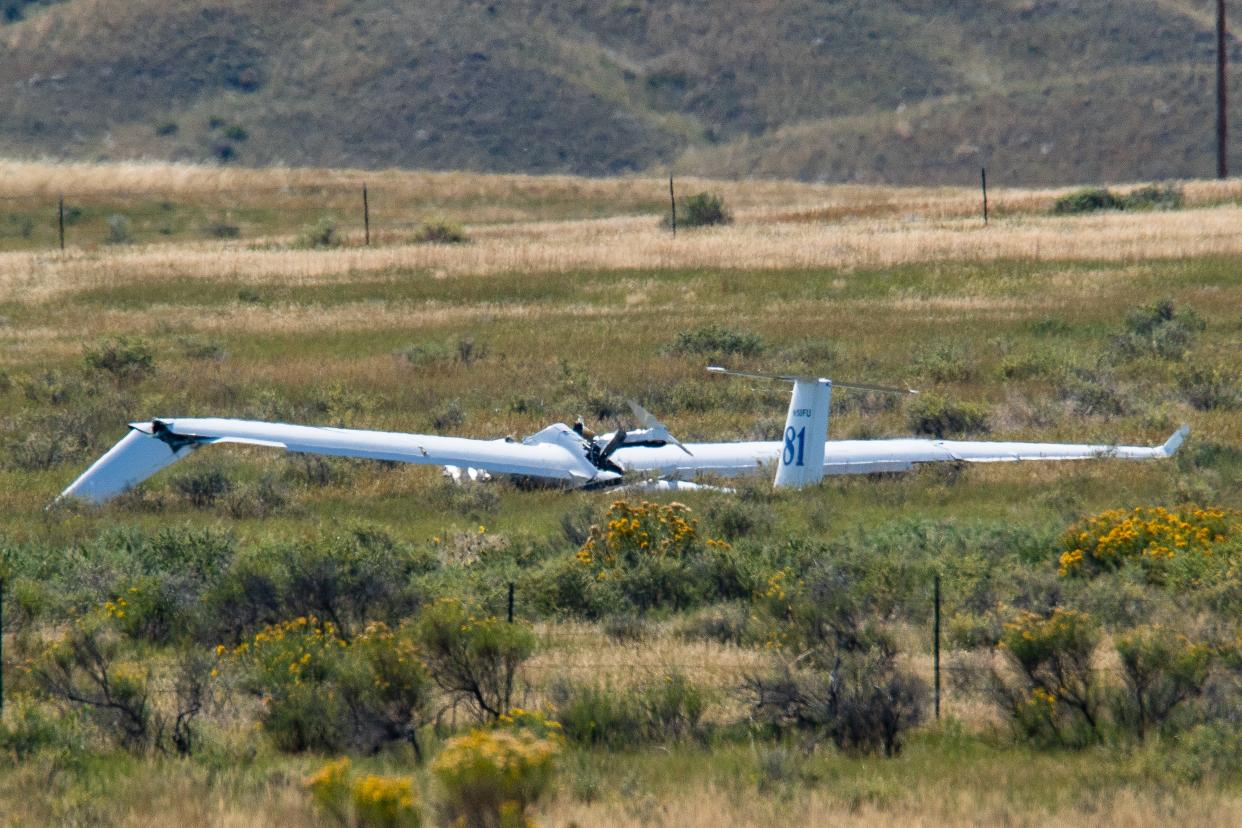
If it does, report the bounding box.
[774,378,831,489]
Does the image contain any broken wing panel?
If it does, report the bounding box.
[610,427,1189,480]
[61,417,598,504]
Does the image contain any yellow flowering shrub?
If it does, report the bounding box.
[306,757,422,828]
[577,500,699,569]
[573,500,735,612]
[225,616,432,753]
[1058,506,1235,579]
[994,608,1103,745]
[433,727,561,828]
[352,775,421,828]
[415,598,536,722]
[496,708,564,740]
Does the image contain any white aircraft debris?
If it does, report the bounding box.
[58,367,1189,504]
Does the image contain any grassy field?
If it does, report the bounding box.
[2,162,1242,825]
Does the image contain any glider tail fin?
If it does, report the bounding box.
[774,378,832,489]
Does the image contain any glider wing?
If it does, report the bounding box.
[60,417,601,504]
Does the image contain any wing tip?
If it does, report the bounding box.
[1162,425,1190,456]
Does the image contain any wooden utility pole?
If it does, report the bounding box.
[1219,0,1229,179]
[362,183,371,246]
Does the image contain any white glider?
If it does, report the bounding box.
[59,368,1188,504]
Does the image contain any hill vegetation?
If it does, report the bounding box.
[0,1,1239,184]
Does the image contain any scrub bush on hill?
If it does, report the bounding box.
[414,598,536,722]
[28,609,213,755]
[1056,506,1237,583]
[411,219,468,244]
[668,191,731,228]
[990,608,1104,747]
[745,549,927,756]
[985,607,1234,747]
[433,722,561,828]
[905,393,989,438]
[1113,625,1216,740]
[550,672,707,749]
[1110,298,1204,361]
[297,217,340,248]
[551,500,751,615]
[83,336,155,384]
[1177,363,1242,411]
[307,757,423,828]
[227,617,433,755]
[671,324,764,358]
[202,525,435,645]
[1052,185,1182,214]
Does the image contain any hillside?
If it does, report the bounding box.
[0,0,1238,184]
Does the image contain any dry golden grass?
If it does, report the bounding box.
[7,200,1242,307]
[542,784,1242,828]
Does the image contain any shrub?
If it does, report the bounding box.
[572,500,741,613]
[1057,366,1129,416]
[411,220,468,244]
[433,727,560,828]
[1057,506,1236,581]
[746,654,926,757]
[674,191,731,227]
[913,342,974,383]
[229,615,347,752]
[676,602,751,646]
[703,497,775,541]
[671,324,763,357]
[432,399,466,430]
[307,757,423,828]
[222,474,290,519]
[204,222,241,240]
[990,608,1104,746]
[1121,184,1183,210]
[228,616,432,754]
[1177,363,1242,411]
[550,674,706,749]
[1165,723,1242,783]
[298,217,341,248]
[398,342,453,366]
[1111,298,1204,361]
[1113,625,1214,740]
[337,622,434,760]
[4,412,92,471]
[745,549,927,756]
[83,336,155,383]
[105,214,133,244]
[415,599,536,721]
[0,699,84,763]
[277,528,427,639]
[905,393,988,438]
[1053,188,1123,214]
[172,466,233,507]
[30,613,156,750]
[1053,185,1182,214]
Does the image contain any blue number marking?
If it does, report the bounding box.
[783,426,806,466]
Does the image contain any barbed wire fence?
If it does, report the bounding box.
[0,183,441,251]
